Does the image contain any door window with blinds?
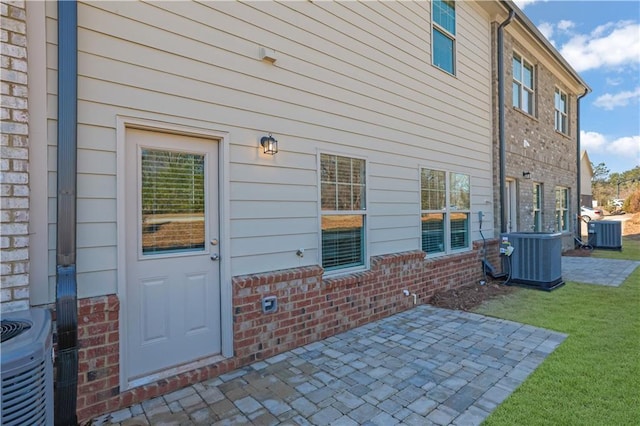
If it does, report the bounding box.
[320,153,366,272]
[420,168,470,256]
[140,148,206,255]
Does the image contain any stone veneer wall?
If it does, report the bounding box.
[74,240,501,422]
[1,0,30,312]
[492,25,580,250]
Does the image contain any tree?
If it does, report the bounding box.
[591,162,611,205]
[591,162,609,183]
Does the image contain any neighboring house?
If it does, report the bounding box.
[580,150,594,208]
[491,7,590,249]
[0,1,585,422]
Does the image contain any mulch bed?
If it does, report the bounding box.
[429,279,517,311]
[562,247,592,257]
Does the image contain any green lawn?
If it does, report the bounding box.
[476,236,640,426]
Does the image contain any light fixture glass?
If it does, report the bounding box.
[260,134,278,155]
[523,171,531,179]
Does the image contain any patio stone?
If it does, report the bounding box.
[95,305,566,426]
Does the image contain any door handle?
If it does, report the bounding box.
[210,253,219,261]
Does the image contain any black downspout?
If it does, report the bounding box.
[498,9,516,234]
[55,1,78,425]
[575,88,589,245]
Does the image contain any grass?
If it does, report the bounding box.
[475,236,640,426]
[591,236,640,261]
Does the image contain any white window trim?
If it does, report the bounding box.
[555,186,570,233]
[431,0,456,75]
[555,87,569,134]
[419,167,471,257]
[513,52,535,116]
[533,182,543,232]
[317,150,370,276]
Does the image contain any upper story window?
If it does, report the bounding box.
[420,168,470,255]
[513,53,535,115]
[555,187,569,232]
[432,0,456,75]
[320,153,367,273]
[555,88,569,134]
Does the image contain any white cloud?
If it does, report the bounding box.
[605,77,623,86]
[581,131,608,152]
[581,131,640,164]
[560,21,640,72]
[538,22,555,41]
[513,0,540,9]
[557,20,575,32]
[609,136,640,159]
[593,87,640,110]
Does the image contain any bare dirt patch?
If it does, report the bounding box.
[429,279,517,311]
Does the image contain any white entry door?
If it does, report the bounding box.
[125,128,220,381]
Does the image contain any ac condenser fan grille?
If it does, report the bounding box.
[1,320,32,343]
[1,360,48,425]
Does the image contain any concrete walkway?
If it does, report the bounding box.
[562,257,640,287]
[94,306,566,426]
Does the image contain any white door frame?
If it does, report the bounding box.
[506,178,518,233]
[116,116,232,390]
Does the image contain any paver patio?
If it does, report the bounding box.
[561,257,640,287]
[93,305,566,425]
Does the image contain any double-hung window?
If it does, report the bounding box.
[555,187,569,232]
[533,183,543,232]
[513,53,535,115]
[320,153,366,272]
[555,88,568,134]
[432,0,456,75]
[420,168,470,255]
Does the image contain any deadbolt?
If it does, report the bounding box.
[210,239,218,246]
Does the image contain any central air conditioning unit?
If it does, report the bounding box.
[1,308,54,426]
[501,232,564,291]
[588,221,622,250]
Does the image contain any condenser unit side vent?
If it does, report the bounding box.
[1,308,54,426]
[588,221,622,250]
[501,232,564,291]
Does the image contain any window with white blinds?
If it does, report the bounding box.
[320,153,366,272]
[140,149,205,255]
[421,168,470,255]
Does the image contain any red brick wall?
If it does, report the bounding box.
[73,240,501,422]
[76,295,120,418]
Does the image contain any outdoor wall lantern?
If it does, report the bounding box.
[260,134,278,155]
[522,171,531,179]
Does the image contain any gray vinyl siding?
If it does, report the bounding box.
[39,0,494,301]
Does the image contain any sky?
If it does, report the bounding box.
[513,0,640,175]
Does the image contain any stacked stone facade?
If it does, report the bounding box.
[1,0,30,312]
[492,25,581,250]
